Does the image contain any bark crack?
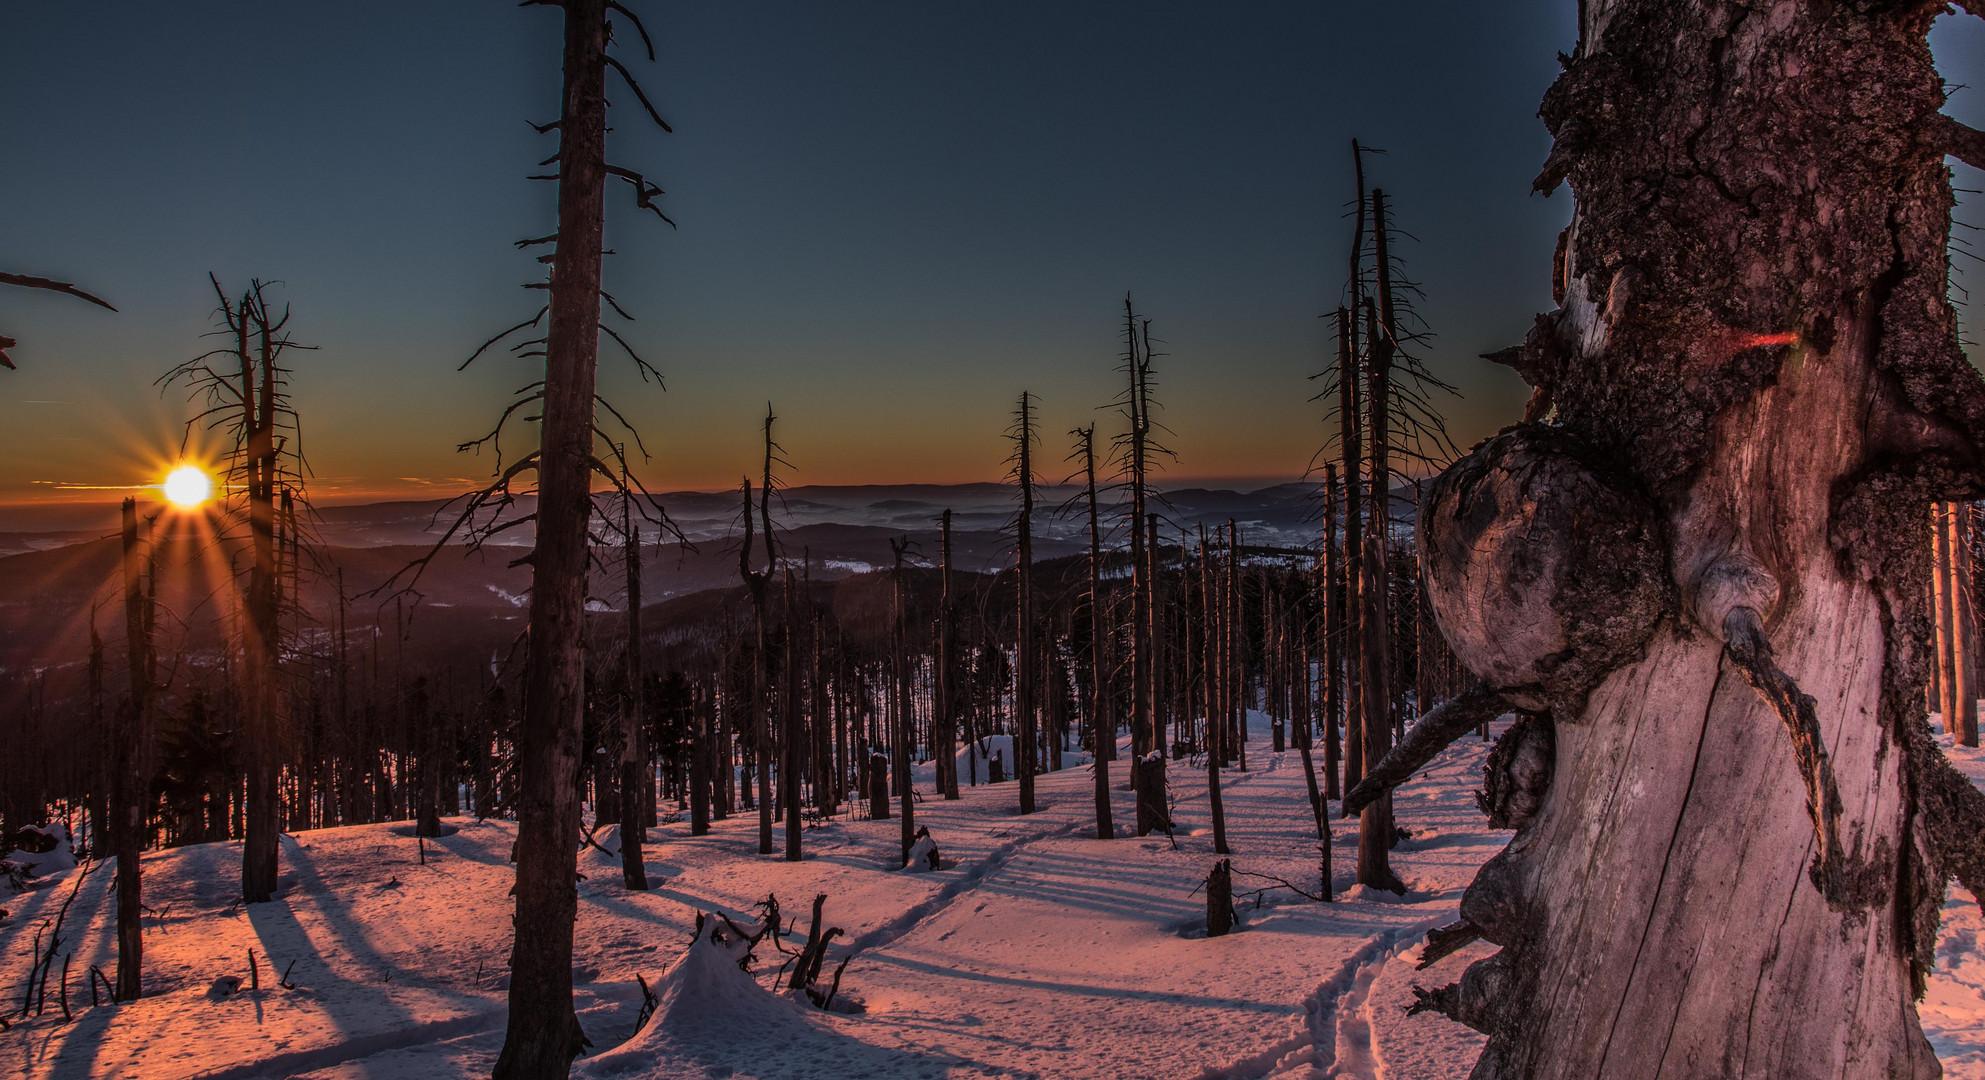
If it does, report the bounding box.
[1597,660,1725,1074]
[1737,846,1805,1076]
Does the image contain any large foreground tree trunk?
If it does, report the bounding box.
[494,0,606,1073]
[1400,3,1985,1077]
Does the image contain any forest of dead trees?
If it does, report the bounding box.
[4,131,1982,1021]
[0,139,1519,1006]
[8,3,1985,1077]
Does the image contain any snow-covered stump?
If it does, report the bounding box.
[1384,3,1985,1076]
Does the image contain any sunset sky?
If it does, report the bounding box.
[3,2,1980,509]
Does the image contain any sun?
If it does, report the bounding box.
[163,464,212,508]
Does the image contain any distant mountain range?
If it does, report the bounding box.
[0,480,1424,679]
[0,481,1351,559]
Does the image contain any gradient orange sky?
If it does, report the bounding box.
[3,3,1979,510]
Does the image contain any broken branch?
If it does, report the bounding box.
[1343,682,1511,817]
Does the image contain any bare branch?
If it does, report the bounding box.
[1929,111,1985,173]
[462,307,550,371]
[608,1,655,60]
[0,273,116,311]
[1343,683,1513,817]
[604,55,673,132]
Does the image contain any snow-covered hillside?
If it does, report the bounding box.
[5,713,1984,1079]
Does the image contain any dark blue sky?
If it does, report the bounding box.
[2,3,1979,502]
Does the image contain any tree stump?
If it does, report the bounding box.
[1206,859,1234,938]
[1134,752,1169,837]
[867,752,889,820]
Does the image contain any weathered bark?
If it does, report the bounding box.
[493,1,607,1072]
[1415,4,1985,1076]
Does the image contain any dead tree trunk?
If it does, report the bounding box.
[1206,859,1234,938]
[1936,503,1979,746]
[621,489,650,889]
[689,686,710,835]
[113,498,148,1002]
[1336,308,1364,793]
[1206,530,1229,855]
[494,1,609,1072]
[1077,425,1115,839]
[1013,392,1038,815]
[1395,4,1985,1075]
[1355,197,1402,895]
[1957,505,1979,748]
[754,408,781,856]
[218,283,286,906]
[413,679,442,837]
[889,538,915,863]
[936,510,960,799]
[783,567,803,862]
[1322,462,1342,800]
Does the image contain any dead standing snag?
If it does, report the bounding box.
[1398,3,1985,1075]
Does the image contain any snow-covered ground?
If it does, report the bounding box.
[4,713,1983,1079]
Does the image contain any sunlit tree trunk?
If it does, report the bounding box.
[1401,4,1985,1075]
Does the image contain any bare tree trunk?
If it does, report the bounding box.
[1206,530,1228,855]
[1401,5,1985,1074]
[1955,505,1980,748]
[1148,514,1166,762]
[689,684,710,836]
[493,1,607,1072]
[621,490,650,889]
[240,293,282,905]
[1356,197,1401,894]
[755,411,779,856]
[413,679,441,837]
[937,511,960,799]
[114,499,148,1001]
[1015,392,1038,815]
[1337,309,1364,794]
[1126,309,1168,833]
[1322,463,1342,800]
[1934,504,1954,719]
[1080,426,1114,839]
[889,538,914,863]
[1937,503,1979,746]
[782,568,803,862]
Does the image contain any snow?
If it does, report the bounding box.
[3,825,76,891]
[1918,718,1985,1077]
[5,711,1984,1079]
